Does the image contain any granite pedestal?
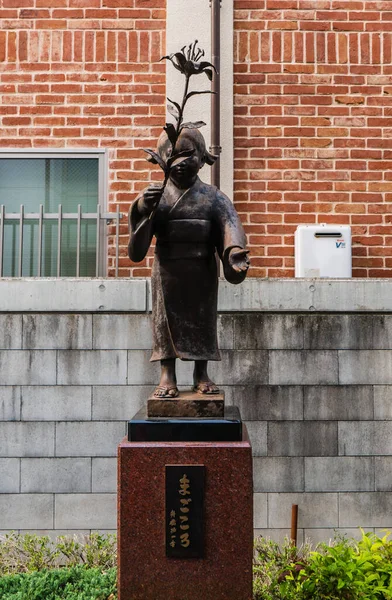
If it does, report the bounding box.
[118,408,253,600]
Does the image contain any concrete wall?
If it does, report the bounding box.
[1,278,392,543]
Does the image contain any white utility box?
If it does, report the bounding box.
[295,224,352,278]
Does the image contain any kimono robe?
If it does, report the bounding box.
[128,176,247,362]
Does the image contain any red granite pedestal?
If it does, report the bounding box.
[117,428,253,600]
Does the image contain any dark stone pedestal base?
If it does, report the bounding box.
[117,427,253,600]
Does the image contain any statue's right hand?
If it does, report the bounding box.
[139,184,164,216]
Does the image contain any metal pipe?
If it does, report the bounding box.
[18,204,24,277]
[76,204,81,277]
[96,203,100,277]
[37,204,43,277]
[57,204,62,277]
[291,504,298,547]
[210,0,221,188]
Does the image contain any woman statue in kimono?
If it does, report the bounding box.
[128,128,249,398]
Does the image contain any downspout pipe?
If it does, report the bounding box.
[210,0,221,189]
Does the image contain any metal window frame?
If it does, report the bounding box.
[0,148,109,277]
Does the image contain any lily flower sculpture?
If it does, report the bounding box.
[142,40,217,211]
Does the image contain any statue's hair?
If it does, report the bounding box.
[157,128,218,166]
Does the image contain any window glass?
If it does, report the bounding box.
[0,157,99,277]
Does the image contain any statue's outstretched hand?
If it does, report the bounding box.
[139,184,165,216]
[228,248,250,273]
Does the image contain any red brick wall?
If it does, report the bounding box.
[0,0,165,277]
[234,0,392,277]
[2,1,392,278]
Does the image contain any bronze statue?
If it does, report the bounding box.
[128,42,249,399]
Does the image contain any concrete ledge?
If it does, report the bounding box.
[1,278,392,312]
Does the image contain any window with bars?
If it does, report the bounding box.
[0,150,114,278]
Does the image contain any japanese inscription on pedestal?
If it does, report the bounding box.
[165,465,205,558]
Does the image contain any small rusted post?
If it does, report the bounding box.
[291,504,298,547]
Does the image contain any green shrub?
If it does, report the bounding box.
[0,566,116,600]
[254,530,392,600]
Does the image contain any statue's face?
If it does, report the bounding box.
[169,137,204,188]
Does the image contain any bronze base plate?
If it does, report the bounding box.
[147,390,224,418]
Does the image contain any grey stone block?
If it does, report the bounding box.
[338,422,392,455]
[0,422,55,457]
[304,457,374,492]
[58,350,127,385]
[55,422,126,457]
[339,492,392,527]
[374,386,392,420]
[207,351,269,385]
[339,351,392,384]
[254,493,268,528]
[92,385,153,420]
[23,315,92,350]
[245,422,267,457]
[254,528,304,546]
[304,386,373,421]
[0,315,22,349]
[21,458,91,493]
[269,351,338,385]
[253,457,304,492]
[127,350,160,385]
[92,458,117,492]
[0,351,56,385]
[268,422,338,457]
[21,387,92,421]
[268,493,338,528]
[55,494,116,529]
[234,314,303,350]
[93,314,152,350]
[375,457,392,491]
[0,458,20,492]
[233,386,303,421]
[304,315,373,350]
[217,315,235,349]
[0,494,53,529]
[0,387,20,421]
[372,316,392,349]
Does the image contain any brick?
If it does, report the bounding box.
[58,350,127,385]
[305,457,374,492]
[0,423,54,457]
[92,385,150,420]
[303,315,373,349]
[0,494,53,529]
[0,351,56,385]
[21,458,91,493]
[253,457,304,492]
[55,494,116,529]
[55,421,126,457]
[23,315,92,350]
[253,493,268,529]
[339,350,392,384]
[0,315,22,349]
[244,422,267,456]
[0,387,21,421]
[231,385,303,421]
[0,458,20,492]
[268,493,338,528]
[21,386,91,421]
[92,457,117,492]
[338,421,392,455]
[234,314,303,349]
[304,386,373,420]
[268,422,338,456]
[269,350,338,385]
[339,493,392,528]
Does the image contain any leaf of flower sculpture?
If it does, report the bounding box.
[167,149,195,169]
[185,90,216,102]
[143,149,167,171]
[167,103,180,121]
[180,121,206,130]
[163,123,177,148]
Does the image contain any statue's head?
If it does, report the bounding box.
[157,128,217,188]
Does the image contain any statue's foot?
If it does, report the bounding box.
[153,385,179,398]
[193,381,220,395]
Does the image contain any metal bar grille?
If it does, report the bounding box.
[0,204,123,278]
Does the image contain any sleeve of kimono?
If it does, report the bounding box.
[127,194,154,263]
[213,189,248,285]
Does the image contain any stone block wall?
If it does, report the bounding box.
[1,279,392,542]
